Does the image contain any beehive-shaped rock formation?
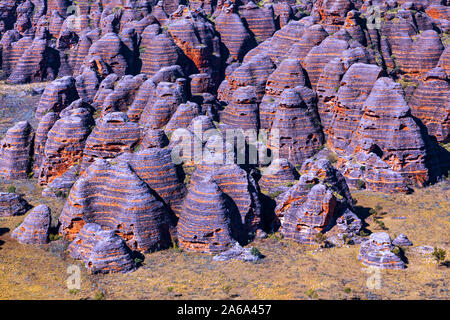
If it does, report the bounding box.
[139,81,186,129]
[269,87,324,166]
[177,176,236,253]
[281,183,338,244]
[327,63,383,152]
[190,160,262,236]
[59,159,172,252]
[118,147,187,216]
[358,232,405,269]
[260,58,308,129]
[85,32,130,77]
[35,76,79,121]
[7,33,59,84]
[221,85,259,131]
[240,1,276,43]
[33,112,59,175]
[0,192,30,217]
[100,74,146,116]
[285,24,329,66]
[68,223,136,274]
[215,3,253,62]
[275,157,354,229]
[315,58,346,131]
[347,77,431,188]
[165,101,202,134]
[141,129,169,148]
[11,204,51,244]
[140,27,181,76]
[259,158,299,194]
[312,0,352,34]
[409,67,449,142]
[83,112,141,164]
[0,121,34,179]
[223,53,276,103]
[38,108,94,185]
[166,8,221,80]
[303,36,349,89]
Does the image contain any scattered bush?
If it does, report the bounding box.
[268,233,284,241]
[391,246,401,256]
[94,291,105,300]
[48,233,61,241]
[305,288,318,299]
[69,289,79,295]
[7,185,16,193]
[327,152,338,164]
[250,247,262,257]
[356,179,365,190]
[134,257,143,266]
[306,183,315,190]
[432,247,446,265]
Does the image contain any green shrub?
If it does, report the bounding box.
[134,257,143,266]
[94,291,105,300]
[69,289,79,295]
[306,183,315,190]
[268,232,284,241]
[7,185,16,193]
[305,288,318,299]
[327,152,338,164]
[432,247,446,265]
[358,230,369,237]
[344,287,351,294]
[391,246,401,256]
[250,247,262,257]
[48,234,61,241]
[356,179,365,190]
[315,232,327,245]
[374,219,388,230]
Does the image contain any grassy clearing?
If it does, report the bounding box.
[0,179,448,300]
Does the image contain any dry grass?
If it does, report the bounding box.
[0,81,47,137]
[0,178,448,300]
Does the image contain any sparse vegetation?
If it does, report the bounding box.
[305,288,318,299]
[250,247,262,257]
[48,234,61,241]
[327,152,338,164]
[432,247,446,266]
[68,289,79,295]
[306,183,315,190]
[268,232,284,241]
[7,185,16,193]
[356,179,365,190]
[94,291,106,300]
